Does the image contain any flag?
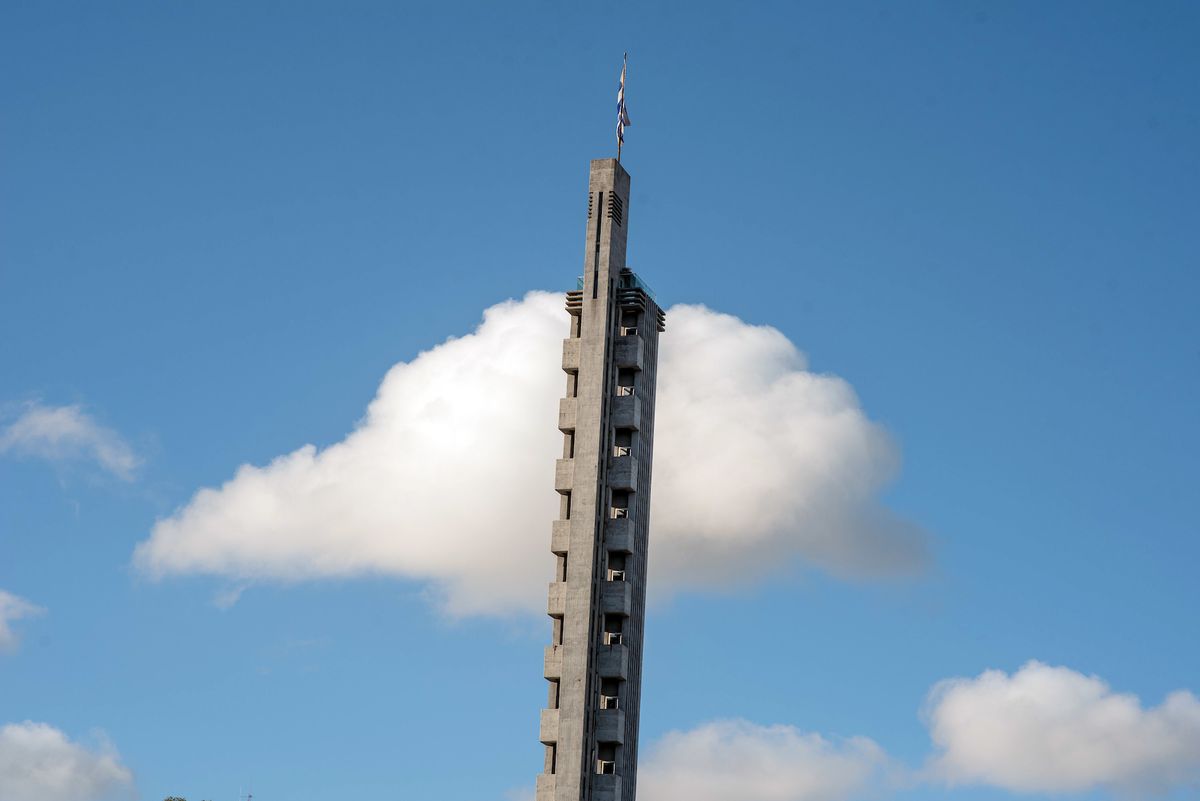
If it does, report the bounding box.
[616,53,631,147]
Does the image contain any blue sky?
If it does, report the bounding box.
[1,2,1198,800]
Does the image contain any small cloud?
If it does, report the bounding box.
[639,719,895,801]
[212,584,249,610]
[0,402,140,480]
[0,590,44,653]
[923,660,1200,794]
[0,721,134,801]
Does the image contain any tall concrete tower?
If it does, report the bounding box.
[537,158,665,801]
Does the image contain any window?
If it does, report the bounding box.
[600,678,621,710]
[597,744,617,775]
[620,311,640,338]
[611,490,630,519]
[546,743,557,774]
[607,569,626,582]
[603,613,623,646]
[616,369,636,396]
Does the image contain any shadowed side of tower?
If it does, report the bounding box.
[537,159,665,801]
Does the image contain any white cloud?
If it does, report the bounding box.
[924,660,1200,794]
[639,720,893,801]
[0,722,134,801]
[134,292,926,615]
[0,590,43,653]
[0,403,139,480]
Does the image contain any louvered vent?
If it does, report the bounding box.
[588,192,594,219]
[607,193,624,226]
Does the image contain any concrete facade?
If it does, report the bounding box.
[537,159,665,801]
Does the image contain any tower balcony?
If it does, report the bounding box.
[550,520,570,555]
[595,708,626,744]
[596,643,629,679]
[593,774,622,801]
[562,338,581,372]
[613,336,643,370]
[547,582,566,618]
[543,644,563,679]
[607,455,638,491]
[554,459,573,493]
[605,518,634,553]
[558,398,577,432]
[539,709,559,745]
[601,580,632,616]
[610,395,641,430]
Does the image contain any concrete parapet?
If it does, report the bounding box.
[595,708,625,744]
[607,456,638,491]
[547,582,567,618]
[550,520,570,554]
[612,336,643,369]
[562,339,581,372]
[539,708,559,745]
[605,518,634,552]
[610,395,641,430]
[554,459,574,493]
[600,581,632,616]
[593,774,622,801]
[558,398,577,432]
[596,643,629,679]
[544,645,563,679]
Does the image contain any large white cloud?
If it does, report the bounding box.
[0,403,139,480]
[0,722,134,801]
[639,719,893,801]
[0,590,43,653]
[134,292,926,615]
[924,660,1200,794]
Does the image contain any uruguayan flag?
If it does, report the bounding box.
[616,53,631,145]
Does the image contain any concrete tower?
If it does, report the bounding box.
[537,158,665,801]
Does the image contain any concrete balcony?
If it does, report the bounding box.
[543,644,563,679]
[610,395,641,431]
[535,773,556,800]
[558,397,577,432]
[562,338,581,372]
[601,580,632,616]
[547,582,566,618]
[613,336,643,370]
[550,520,570,555]
[596,643,629,679]
[593,774,622,801]
[555,458,573,493]
[539,708,559,745]
[595,708,626,744]
[605,518,634,553]
[608,455,638,491]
